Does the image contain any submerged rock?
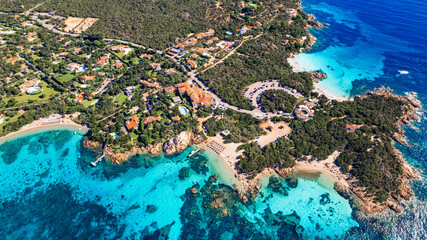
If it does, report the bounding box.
[146,205,158,213]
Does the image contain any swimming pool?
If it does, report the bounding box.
[178,106,189,115]
[26,87,40,94]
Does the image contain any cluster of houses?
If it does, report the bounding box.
[166,29,236,70]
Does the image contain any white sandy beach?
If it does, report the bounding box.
[0,113,88,142]
[287,57,352,102]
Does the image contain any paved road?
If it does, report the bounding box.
[24,10,295,119]
[31,15,80,36]
[243,80,304,108]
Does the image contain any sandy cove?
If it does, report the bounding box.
[0,113,88,142]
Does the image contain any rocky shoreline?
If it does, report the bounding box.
[232,88,422,216]
[84,130,204,164]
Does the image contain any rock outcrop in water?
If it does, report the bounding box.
[163,131,194,155]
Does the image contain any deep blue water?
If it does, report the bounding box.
[295,0,427,238]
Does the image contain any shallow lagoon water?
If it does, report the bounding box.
[0,128,358,239]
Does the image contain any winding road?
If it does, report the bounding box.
[23,10,301,119]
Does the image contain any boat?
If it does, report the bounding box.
[398,70,409,74]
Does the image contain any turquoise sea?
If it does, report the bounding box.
[1,0,427,238]
[0,128,359,239]
[294,0,427,238]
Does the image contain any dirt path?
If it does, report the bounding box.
[200,33,263,74]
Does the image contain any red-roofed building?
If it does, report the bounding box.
[190,92,213,107]
[126,115,139,130]
[8,57,18,64]
[143,116,162,124]
[75,93,84,102]
[114,62,123,68]
[82,75,96,82]
[172,116,181,121]
[140,53,153,60]
[163,86,176,94]
[346,124,360,131]
[187,59,197,69]
[97,55,109,65]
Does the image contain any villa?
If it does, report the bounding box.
[150,63,162,72]
[97,55,109,65]
[140,54,153,60]
[82,75,96,82]
[143,116,162,124]
[206,37,219,45]
[0,114,5,124]
[8,57,18,64]
[125,115,139,130]
[21,21,34,27]
[190,92,213,107]
[26,32,39,42]
[75,93,84,102]
[187,59,197,69]
[114,61,123,68]
[216,41,234,49]
[183,38,197,46]
[18,79,40,92]
[67,63,87,72]
[287,8,298,17]
[163,86,176,94]
[109,45,132,55]
[73,48,83,54]
[141,80,160,88]
[172,116,181,122]
[125,86,135,95]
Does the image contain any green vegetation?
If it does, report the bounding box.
[238,94,409,202]
[203,109,264,143]
[0,0,45,12]
[259,90,298,113]
[58,73,75,83]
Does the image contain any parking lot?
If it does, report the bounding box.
[243,80,304,109]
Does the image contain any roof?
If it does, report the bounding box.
[82,75,96,81]
[190,92,213,107]
[140,54,152,59]
[18,79,40,90]
[8,57,18,63]
[172,116,181,121]
[126,115,139,130]
[143,116,162,124]
[187,59,197,68]
[164,86,176,93]
[114,62,123,68]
